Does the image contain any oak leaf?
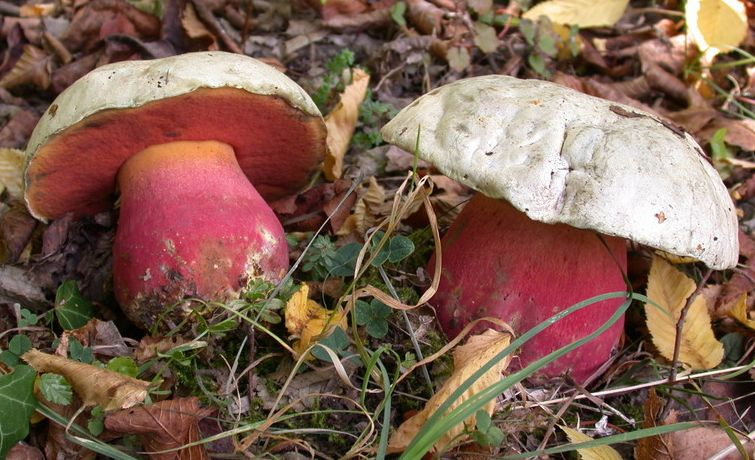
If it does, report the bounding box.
[21,349,149,411]
[387,329,512,453]
[644,256,723,370]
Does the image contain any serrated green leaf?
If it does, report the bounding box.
[0,365,38,458]
[55,280,94,330]
[39,373,73,405]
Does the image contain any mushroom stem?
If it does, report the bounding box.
[432,194,628,382]
[113,140,288,328]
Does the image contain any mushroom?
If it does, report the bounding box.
[381,75,739,382]
[24,52,327,328]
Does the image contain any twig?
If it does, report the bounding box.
[191,0,243,54]
[659,267,713,420]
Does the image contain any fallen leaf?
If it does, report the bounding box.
[523,0,629,27]
[644,256,724,370]
[0,45,52,91]
[387,329,512,453]
[560,425,622,460]
[728,293,755,329]
[337,176,387,237]
[284,284,347,356]
[0,200,37,264]
[21,349,149,411]
[5,442,45,460]
[324,68,370,180]
[105,397,212,460]
[685,0,747,62]
[0,148,24,199]
[634,388,669,459]
[134,336,193,362]
[181,2,218,50]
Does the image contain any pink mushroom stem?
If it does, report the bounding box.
[113,140,288,327]
[432,194,628,382]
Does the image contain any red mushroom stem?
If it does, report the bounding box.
[113,140,288,327]
[432,194,628,382]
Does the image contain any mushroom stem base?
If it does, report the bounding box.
[432,194,628,383]
[113,140,288,329]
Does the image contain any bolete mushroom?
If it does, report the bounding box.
[24,52,327,328]
[381,75,739,382]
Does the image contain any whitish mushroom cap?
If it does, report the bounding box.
[381,75,739,269]
[24,51,327,221]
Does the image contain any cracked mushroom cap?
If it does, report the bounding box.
[24,51,327,221]
[381,75,739,270]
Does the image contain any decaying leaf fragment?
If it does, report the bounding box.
[644,256,724,370]
[324,68,370,180]
[523,0,629,27]
[22,349,150,411]
[728,293,755,330]
[685,0,747,62]
[387,329,512,453]
[560,425,622,460]
[285,284,347,355]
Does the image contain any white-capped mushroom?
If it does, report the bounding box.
[382,75,739,382]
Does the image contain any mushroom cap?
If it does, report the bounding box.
[24,51,327,221]
[381,75,739,270]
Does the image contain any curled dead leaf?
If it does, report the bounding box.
[285,284,347,356]
[22,349,149,411]
[387,329,512,453]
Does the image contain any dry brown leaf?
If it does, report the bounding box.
[181,2,218,50]
[664,426,754,460]
[0,148,24,199]
[22,348,149,411]
[105,397,212,460]
[324,68,370,180]
[387,329,512,453]
[19,3,56,17]
[135,336,193,362]
[644,256,724,370]
[634,388,670,460]
[284,284,347,355]
[0,45,52,91]
[698,117,755,151]
[337,176,387,237]
[560,426,622,460]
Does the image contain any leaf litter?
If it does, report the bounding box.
[1,0,755,458]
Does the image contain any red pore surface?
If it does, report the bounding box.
[113,140,288,328]
[432,194,628,383]
[26,87,326,220]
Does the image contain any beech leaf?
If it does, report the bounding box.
[284,284,347,355]
[522,0,629,27]
[685,0,747,62]
[560,426,623,460]
[387,329,512,453]
[644,256,724,370]
[324,68,370,180]
[21,349,150,411]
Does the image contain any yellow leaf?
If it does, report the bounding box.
[728,293,755,330]
[560,426,623,460]
[387,329,512,453]
[644,256,723,370]
[22,349,149,411]
[0,148,24,198]
[284,284,347,355]
[324,68,370,180]
[522,0,629,27]
[336,176,386,237]
[685,0,747,62]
